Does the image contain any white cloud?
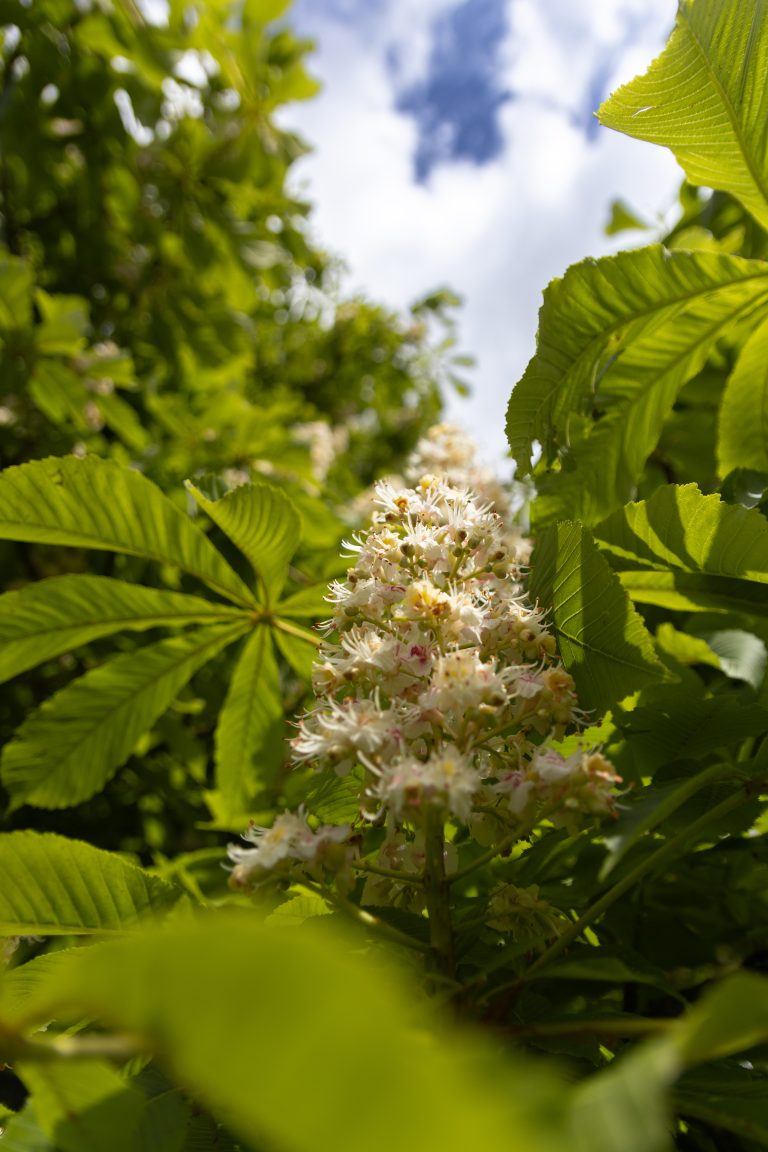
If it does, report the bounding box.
[281,0,682,464]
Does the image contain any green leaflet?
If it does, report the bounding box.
[0,831,178,935]
[15,1062,145,1152]
[273,620,319,679]
[214,627,284,818]
[718,313,768,477]
[13,916,564,1152]
[619,570,768,618]
[0,456,255,608]
[276,582,330,619]
[599,0,768,232]
[595,484,768,581]
[530,521,667,713]
[506,246,768,523]
[1,623,247,810]
[186,478,300,602]
[0,574,246,683]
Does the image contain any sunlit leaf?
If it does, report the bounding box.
[1,624,247,810]
[599,0,768,231]
[186,479,300,601]
[0,457,255,607]
[0,832,178,935]
[508,247,768,523]
[718,314,768,477]
[530,521,667,712]
[0,575,245,683]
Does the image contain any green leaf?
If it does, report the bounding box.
[16,1061,144,1152]
[0,831,178,935]
[15,916,565,1152]
[0,457,255,608]
[599,0,768,231]
[185,479,300,601]
[276,582,330,619]
[509,247,768,523]
[214,627,284,817]
[619,569,768,618]
[529,521,667,713]
[1,624,246,810]
[596,484,768,584]
[273,620,318,679]
[604,199,648,237]
[0,575,246,683]
[718,314,768,477]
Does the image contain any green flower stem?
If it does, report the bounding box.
[296,879,429,953]
[524,781,761,980]
[508,1016,674,1039]
[272,617,322,647]
[0,1024,143,1065]
[423,812,455,981]
[353,860,424,885]
[448,834,516,885]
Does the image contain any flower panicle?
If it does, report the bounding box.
[234,424,620,935]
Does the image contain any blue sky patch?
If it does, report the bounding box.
[391,0,512,183]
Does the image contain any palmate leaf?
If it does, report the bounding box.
[214,627,284,818]
[530,521,667,713]
[595,483,768,582]
[0,456,255,607]
[14,916,564,1152]
[0,574,246,683]
[506,247,768,523]
[718,313,768,477]
[186,478,300,602]
[1,623,247,810]
[599,0,768,232]
[0,831,178,935]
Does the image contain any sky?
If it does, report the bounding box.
[279,0,684,466]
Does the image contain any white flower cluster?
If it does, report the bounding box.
[229,425,620,891]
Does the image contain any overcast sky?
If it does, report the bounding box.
[279,0,683,465]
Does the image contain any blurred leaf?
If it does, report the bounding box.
[0,458,255,607]
[677,973,768,1065]
[16,1061,144,1152]
[568,1035,679,1152]
[1,624,246,810]
[605,199,648,236]
[0,831,178,935]
[16,916,565,1152]
[0,575,245,683]
[530,521,667,713]
[599,0,768,231]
